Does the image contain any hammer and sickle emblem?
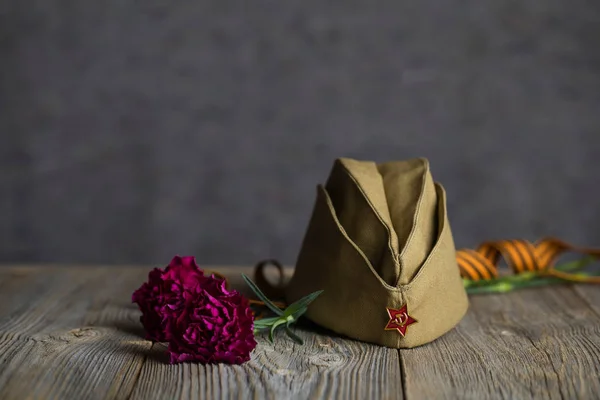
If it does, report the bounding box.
[394,312,409,327]
[384,304,417,336]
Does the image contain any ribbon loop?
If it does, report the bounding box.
[253,259,287,299]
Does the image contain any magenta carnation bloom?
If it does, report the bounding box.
[166,277,257,364]
[132,256,205,342]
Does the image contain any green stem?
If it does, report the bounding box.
[554,256,595,273]
[466,277,562,294]
[464,257,598,294]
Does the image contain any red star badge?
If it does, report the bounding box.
[384,304,417,336]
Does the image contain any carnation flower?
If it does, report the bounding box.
[132,256,322,365]
[132,256,205,341]
[166,277,257,364]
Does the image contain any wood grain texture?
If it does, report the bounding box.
[0,267,402,400]
[0,267,152,400]
[128,326,402,400]
[400,285,600,400]
[0,266,599,399]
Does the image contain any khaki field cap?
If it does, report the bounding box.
[286,158,469,348]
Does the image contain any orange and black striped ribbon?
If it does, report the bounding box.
[457,238,600,283]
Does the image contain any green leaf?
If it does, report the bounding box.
[268,319,287,343]
[242,273,284,316]
[284,326,304,345]
[283,290,324,317]
[289,306,308,321]
[253,316,282,328]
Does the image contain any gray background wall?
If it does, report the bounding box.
[1,1,599,266]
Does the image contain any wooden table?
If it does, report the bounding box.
[1,266,599,399]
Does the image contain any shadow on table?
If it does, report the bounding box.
[142,343,171,364]
[97,305,353,366]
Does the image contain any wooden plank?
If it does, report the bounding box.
[572,285,600,317]
[0,266,403,400]
[0,267,153,400]
[128,270,404,400]
[3,265,600,399]
[128,327,403,400]
[400,285,600,399]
